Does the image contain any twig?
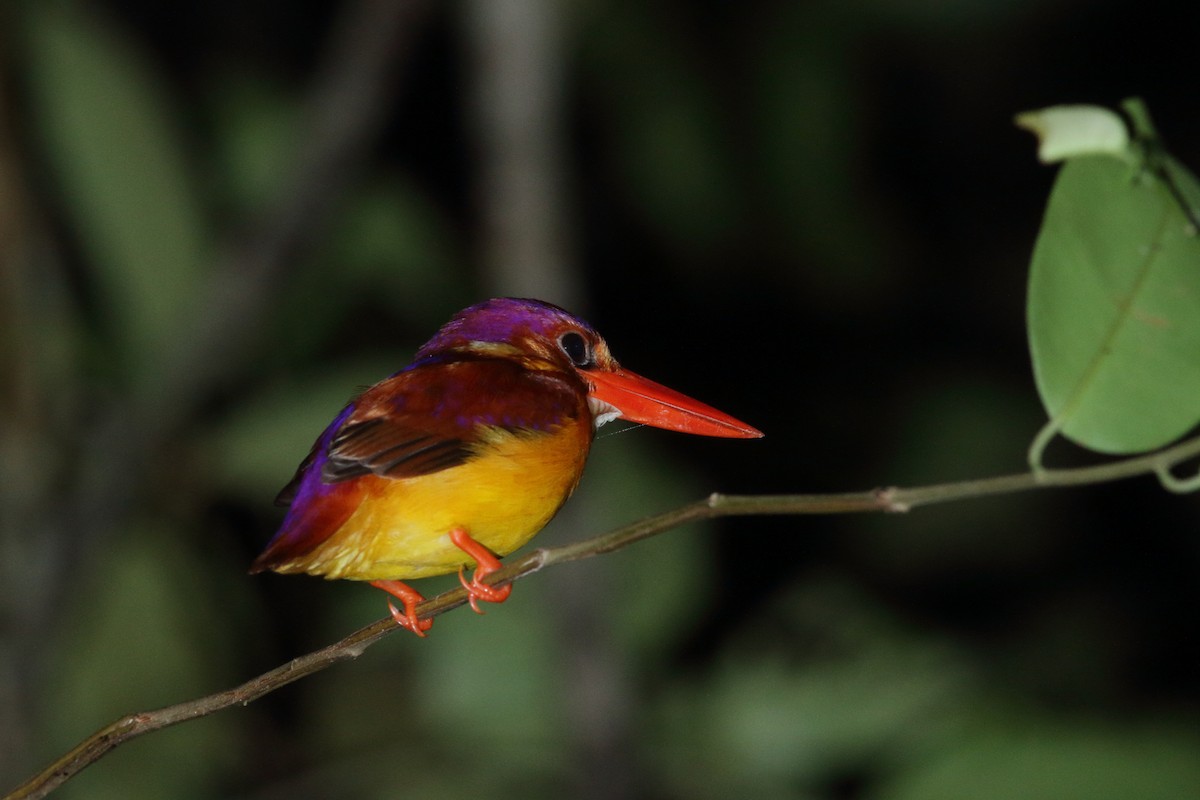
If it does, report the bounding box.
[7,432,1200,800]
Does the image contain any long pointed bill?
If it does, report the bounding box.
[586,368,763,439]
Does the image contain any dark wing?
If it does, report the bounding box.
[322,417,472,482]
[271,376,470,507]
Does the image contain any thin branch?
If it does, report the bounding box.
[7,432,1200,800]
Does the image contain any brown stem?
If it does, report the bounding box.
[7,432,1200,800]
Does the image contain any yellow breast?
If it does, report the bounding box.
[293,421,591,581]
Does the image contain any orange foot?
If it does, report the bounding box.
[450,527,513,614]
[370,579,433,637]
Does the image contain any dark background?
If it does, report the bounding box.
[2,1,1198,798]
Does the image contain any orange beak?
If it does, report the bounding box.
[586,368,763,439]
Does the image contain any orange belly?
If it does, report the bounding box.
[270,423,590,581]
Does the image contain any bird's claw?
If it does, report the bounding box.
[449,527,513,614]
[457,565,512,614]
[371,579,433,636]
[385,600,432,636]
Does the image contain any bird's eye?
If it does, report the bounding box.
[558,331,592,367]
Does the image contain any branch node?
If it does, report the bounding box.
[1154,460,1200,493]
[875,487,909,512]
[525,548,551,572]
[342,643,370,659]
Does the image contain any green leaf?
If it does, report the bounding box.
[1026,143,1200,456]
[24,5,209,379]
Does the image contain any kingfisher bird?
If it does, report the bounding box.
[251,298,762,635]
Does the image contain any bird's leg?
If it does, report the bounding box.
[449,527,513,613]
[370,580,433,637]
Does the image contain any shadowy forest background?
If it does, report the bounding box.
[2,1,1199,798]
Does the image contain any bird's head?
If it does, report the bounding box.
[416,298,762,439]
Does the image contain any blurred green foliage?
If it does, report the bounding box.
[2,1,1198,799]
[24,3,209,382]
